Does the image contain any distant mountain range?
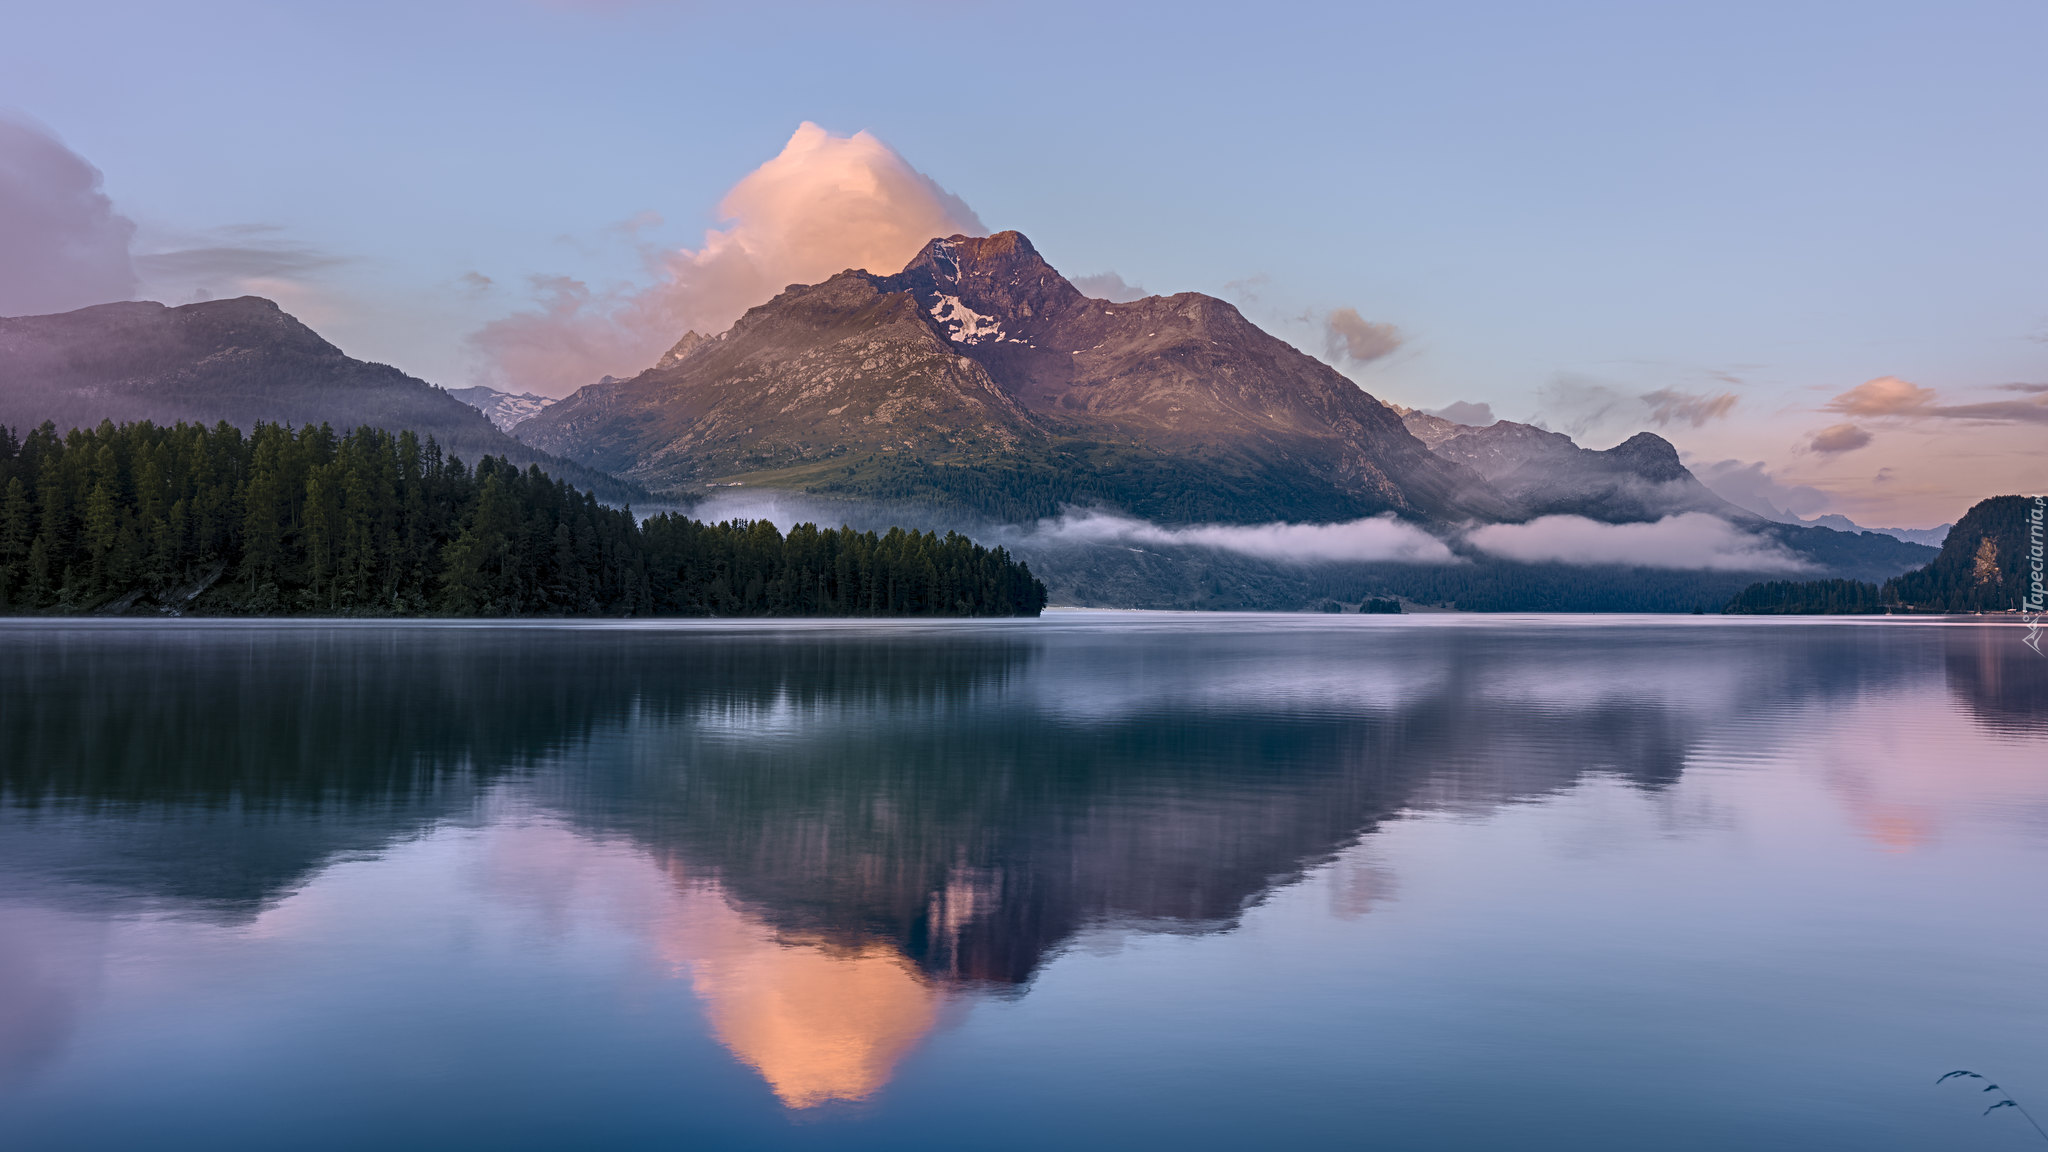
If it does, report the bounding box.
[510,232,1931,548]
[1398,408,1750,523]
[446,384,557,432]
[0,241,1959,611]
[506,230,1937,602]
[0,297,640,503]
[1798,516,1950,548]
[1726,506,1949,547]
[1399,407,1952,546]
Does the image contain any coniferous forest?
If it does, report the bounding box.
[0,421,1046,617]
[1722,578,1887,614]
[1724,496,2037,615]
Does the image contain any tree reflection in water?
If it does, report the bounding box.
[0,617,2040,1107]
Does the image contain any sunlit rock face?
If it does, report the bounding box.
[655,868,944,1109]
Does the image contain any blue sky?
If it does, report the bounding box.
[3,0,2043,523]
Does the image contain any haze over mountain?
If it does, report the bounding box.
[0,297,639,503]
[1399,408,1752,523]
[1397,406,1953,546]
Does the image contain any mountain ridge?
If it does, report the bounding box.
[518,231,1506,525]
[0,296,642,503]
[1399,410,1759,523]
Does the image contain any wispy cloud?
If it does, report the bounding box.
[1826,375,2048,425]
[1641,387,1738,428]
[1072,272,1146,302]
[1464,513,1810,572]
[133,223,345,303]
[1427,400,1495,426]
[1532,375,1626,438]
[1322,307,1403,365]
[1220,273,1270,307]
[1806,423,1873,454]
[1535,375,1740,439]
[1691,458,1831,521]
[1023,510,1457,564]
[1915,397,2048,423]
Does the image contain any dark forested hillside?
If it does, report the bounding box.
[0,420,1044,618]
[1724,495,2042,614]
[1884,495,2041,611]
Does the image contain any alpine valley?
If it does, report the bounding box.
[513,231,1938,610]
[0,231,1948,612]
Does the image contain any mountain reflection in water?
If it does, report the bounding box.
[0,615,2043,1130]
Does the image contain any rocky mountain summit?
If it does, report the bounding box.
[518,232,1503,525]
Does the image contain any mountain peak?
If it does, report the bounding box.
[523,229,1503,522]
[948,230,1037,260]
[655,330,709,370]
[906,231,1040,276]
[895,231,1081,326]
[1600,431,1687,482]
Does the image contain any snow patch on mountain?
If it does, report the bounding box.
[927,295,1005,344]
[447,385,558,432]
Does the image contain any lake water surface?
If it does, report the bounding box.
[2,614,2045,1150]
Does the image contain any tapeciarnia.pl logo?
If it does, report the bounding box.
[2023,494,2045,657]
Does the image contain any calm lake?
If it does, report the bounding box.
[1,614,2044,1150]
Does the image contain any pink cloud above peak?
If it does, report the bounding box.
[1828,376,1937,418]
[469,121,985,397]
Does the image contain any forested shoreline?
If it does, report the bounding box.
[0,421,1046,618]
[1724,496,2039,615]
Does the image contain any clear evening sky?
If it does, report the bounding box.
[2,0,2042,526]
